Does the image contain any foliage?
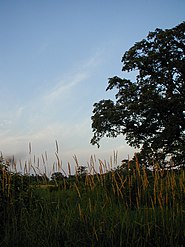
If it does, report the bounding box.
[91,22,185,165]
[0,144,185,246]
[0,157,184,247]
[28,174,49,184]
[76,166,88,177]
[51,172,65,182]
[0,155,34,244]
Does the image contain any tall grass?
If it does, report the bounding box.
[0,152,184,246]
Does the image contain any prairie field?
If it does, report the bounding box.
[0,154,185,247]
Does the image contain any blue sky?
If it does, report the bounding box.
[0,0,184,174]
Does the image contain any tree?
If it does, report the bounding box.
[91,22,185,166]
[51,172,65,182]
[76,166,88,177]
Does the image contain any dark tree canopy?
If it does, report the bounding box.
[76,166,88,176]
[51,172,65,182]
[91,22,185,165]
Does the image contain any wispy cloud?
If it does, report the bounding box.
[0,105,26,136]
[0,119,90,158]
[0,51,107,167]
[43,72,88,104]
[42,50,104,105]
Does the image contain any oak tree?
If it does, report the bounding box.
[91,22,185,165]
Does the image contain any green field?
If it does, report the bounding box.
[0,156,185,247]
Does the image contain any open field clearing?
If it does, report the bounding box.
[0,154,185,247]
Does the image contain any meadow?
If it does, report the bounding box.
[0,152,185,247]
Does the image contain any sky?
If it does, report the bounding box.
[0,0,184,175]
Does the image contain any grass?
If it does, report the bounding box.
[0,152,185,246]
